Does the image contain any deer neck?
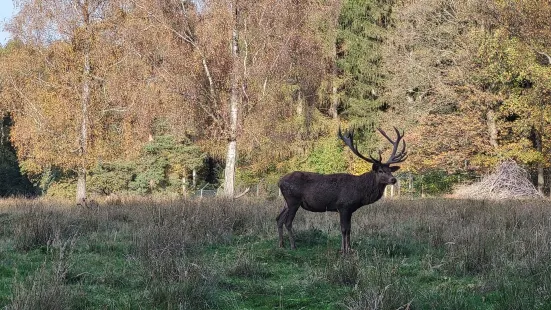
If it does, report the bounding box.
[360,171,386,204]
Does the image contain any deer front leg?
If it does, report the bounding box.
[339,210,353,254]
[285,206,299,250]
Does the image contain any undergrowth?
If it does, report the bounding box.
[0,198,549,309]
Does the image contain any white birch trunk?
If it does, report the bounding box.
[538,165,544,194]
[76,50,90,204]
[76,2,92,204]
[224,2,239,198]
[224,140,237,197]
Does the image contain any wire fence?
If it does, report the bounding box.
[190,183,219,198]
[190,166,551,199]
[189,172,483,199]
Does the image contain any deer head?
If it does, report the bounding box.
[338,127,407,185]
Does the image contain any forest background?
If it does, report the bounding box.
[0,0,550,202]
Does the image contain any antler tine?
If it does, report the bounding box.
[338,126,378,164]
[377,127,394,143]
[369,150,382,163]
[377,127,407,164]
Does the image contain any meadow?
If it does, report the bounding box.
[0,197,550,309]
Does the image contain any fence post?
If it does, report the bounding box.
[182,176,187,197]
[396,178,401,197]
[199,183,209,199]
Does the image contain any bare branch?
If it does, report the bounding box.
[535,50,551,66]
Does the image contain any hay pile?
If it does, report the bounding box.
[454,160,543,200]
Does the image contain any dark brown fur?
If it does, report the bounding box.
[278,127,406,253]
[278,164,398,253]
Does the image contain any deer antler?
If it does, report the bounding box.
[338,127,379,164]
[338,126,407,165]
[377,127,408,164]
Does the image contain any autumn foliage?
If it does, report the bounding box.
[0,0,551,198]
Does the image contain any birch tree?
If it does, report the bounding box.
[4,0,139,201]
[224,0,239,197]
[127,0,333,196]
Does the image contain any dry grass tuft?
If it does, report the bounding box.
[8,230,77,310]
[227,249,271,279]
[8,264,71,310]
[327,253,361,286]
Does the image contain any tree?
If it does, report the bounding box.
[488,1,551,194]
[336,0,393,127]
[380,0,551,196]
[380,0,502,173]
[3,0,145,202]
[224,0,240,197]
[128,0,337,195]
[127,135,205,194]
[0,114,35,196]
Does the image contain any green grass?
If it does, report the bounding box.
[0,198,550,309]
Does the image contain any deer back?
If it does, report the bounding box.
[279,171,384,212]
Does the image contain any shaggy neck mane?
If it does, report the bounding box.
[361,171,386,205]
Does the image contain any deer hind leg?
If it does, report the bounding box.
[284,205,299,250]
[276,206,288,248]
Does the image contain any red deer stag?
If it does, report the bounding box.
[277,127,407,253]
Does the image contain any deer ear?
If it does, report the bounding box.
[390,166,400,172]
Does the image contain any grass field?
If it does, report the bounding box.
[0,197,550,309]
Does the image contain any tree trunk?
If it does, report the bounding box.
[536,130,544,194]
[538,165,544,194]
[224,141,237,197]
[75,2,91,205]
[224,2,239,198]
[486,108,498,149]
[182,175,187,197]
[76,167,87,204]
[76,49,91,204]
[329,36,339,119]
[296,91,304,116]
[328,1,341,120]
[532,126,545,194]
[548,170,551,198]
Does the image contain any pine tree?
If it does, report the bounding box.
[337,0,394,128]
